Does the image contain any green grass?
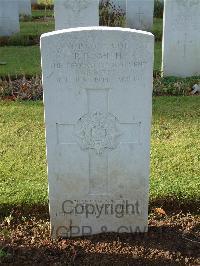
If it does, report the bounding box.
[154,41,162,71]
[0,46,40,76]
[0,18,54,47]
[38,0,53,4]
[0,101,47,205]
[20,21,54,36]
[32,10,54,18]
[151,97,200,201]
[0,97,199,208]
[152,18,163,41]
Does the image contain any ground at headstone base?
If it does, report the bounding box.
[0,76,199,100]
[0,207,199,265]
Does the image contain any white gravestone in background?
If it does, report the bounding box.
[41,27,154,238]
[112,0,126,13]
[54,0,99,30]
[126,0,154,31]
[0,0,20,36]
[162,0,200,77]
[19,0,31,16]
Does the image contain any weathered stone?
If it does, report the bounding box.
[19,0,31,16]
[54,0,99,30]
[112,0,126,12]
[0,0,20,36]
[162,0,200,77]
[126,0,154,31]
[41,27,154,238]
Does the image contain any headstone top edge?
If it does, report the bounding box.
[40,26,154,40]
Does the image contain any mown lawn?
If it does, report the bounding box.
[20,20,54,36]
[0,97,199,208]
[0,46,40,76]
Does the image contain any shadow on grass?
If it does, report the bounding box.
[0,196,199,221]
[149,197,200,215]
[0,203,49,221]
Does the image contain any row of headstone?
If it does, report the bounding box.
[0,0,154,37]
[54,0,154,31]
[1,0,199,75]
[113,0,200,77]
[0,0,32,36]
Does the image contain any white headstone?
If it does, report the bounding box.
[19,0,31,16]
[126,0,154,31]
[0,0,20,36]
[41,27,154,238]
[162,0,200,77]
[54,0,99,30]
[112,0,126,13]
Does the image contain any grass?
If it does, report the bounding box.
[154,41,162,71]
[152,18,163,41]
[0,20,54,47]
[0,101,47,206]
[32,10,53,18]
[38,0,53,4]
[151,96,200,202]
[19,21,54,36]
[0,46,40,76]
[0,97,199,209]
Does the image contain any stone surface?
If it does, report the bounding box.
[41,27,154,238]
[19,0,31,16]
[0,0,20,36]
[126,0,154,31]
[162,0,200,77]
[112,0,126,12]
[54,0,99,30]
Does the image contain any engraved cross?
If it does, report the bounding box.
[136,7,144,24]
[56,88,141,195]
[178,33,193,58]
